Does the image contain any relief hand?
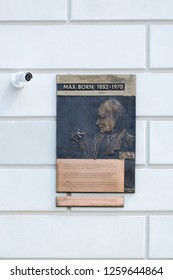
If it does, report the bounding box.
[70,128,86,143]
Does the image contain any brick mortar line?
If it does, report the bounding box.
[0,258,145,260]
[0,212,173,215]
[145,216,150,259]
[0,165,56,169]
[0,20,173,25]
[145,24,150,71]
[145,121,150,168]
[1,69,173,73]
[0,117,56,121]
[0,70,139,73]
[0,117,173,121]
[0,165,172,169]
[67,0,71,23]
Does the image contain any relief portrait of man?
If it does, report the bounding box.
[70,99,135,160]
[57,95,135,192]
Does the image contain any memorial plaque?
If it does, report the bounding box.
[56,75,136,193]
[56,196,124,207]
[57,159,124,192]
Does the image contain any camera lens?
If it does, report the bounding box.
[25,72,33,81]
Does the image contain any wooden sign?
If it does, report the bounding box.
[56,75,136,194]
[56,197,124,207]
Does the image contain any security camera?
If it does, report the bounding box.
[11,71,33,89]
[20,72,33,82]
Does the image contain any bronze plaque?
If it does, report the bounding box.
[56,196,124,207]
[56,75,136,193]
[57,159,124,192]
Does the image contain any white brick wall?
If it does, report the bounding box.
[150,26,173,68]
[150,216,173,258]
[0,0,172,259]
[0,0,67,21]
[0,216,145,258]
[71,0,173,21]
[0,26,145,69]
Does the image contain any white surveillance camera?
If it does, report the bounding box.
[11,72,33,89]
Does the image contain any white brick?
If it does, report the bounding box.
[0,169,66,211]
[0,26,145,69]
[0,0,66,21]
[150,216,173,258]
[0,74,162,119]
[0,121,56,164]
[0,216,145,258]
[137,74,173,116]
[150,121,173,164]
[135,170,173,211]
[0,74,56,117]
[0,120,142,165]
[72,169,173,212]
[136,121,145,165]
[5,168,173,212]
[150,26,173,68]
[71,0,173,20]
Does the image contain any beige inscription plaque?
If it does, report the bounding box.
[56,196,124,207]
[57,159,124,193]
